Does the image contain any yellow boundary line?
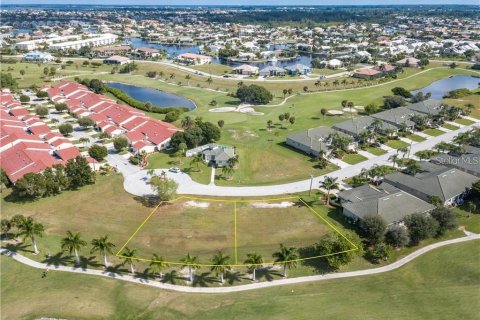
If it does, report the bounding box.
[116,196,358,267]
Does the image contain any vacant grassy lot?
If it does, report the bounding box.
[385,139,409,149]
[121,197,334,264]
[455,118,476,125]
[443,94,480,119]
[341,153,368,164]
[364,147,387,156]
[2,240,478,320]
[190,63,232,76]
[423,128,445,136]
[442,123,460,130]
[235,200,331,261]
[406,133,426,142]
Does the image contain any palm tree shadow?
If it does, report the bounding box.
[225,271,243,285]
[78,255,103,269]
[134,269,151,283]
[105,263,128,276]
[42,252,72,267]
[3,242,30,253]
[161,270,179,284]
[192,271,215,287]
[256,267,282,281]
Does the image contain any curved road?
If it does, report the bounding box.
[123,120,479,197]
[1,234,478,293]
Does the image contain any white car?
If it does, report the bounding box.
[169,167,181,173]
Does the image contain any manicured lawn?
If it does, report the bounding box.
[405,133,426,142]
[385,139,409,149]
[423,128,445,136]
[2,240,478,319]
[146,151,212,185]
[455,118,476,125]
[190,63,232,76]
[442,123,460,130]
[364,147,387,156]
[341,153,368,165]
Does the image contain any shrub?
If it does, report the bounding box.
[58,123,73,136]
[164,110,180,122]
[404,213,439,245]
[55,103,68,112]
[35,106,49,118]
[19,94,30,103]
[36,91,49,99]
[113,136,129,152]
[88,144,108,161]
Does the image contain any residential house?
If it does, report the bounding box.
[186,144,236,167]
[259,65,286,77]
[286,126,355,157]
[333,116,397,139]
[405,99,444,122]
[384,161,478,206]
[103,55,131,65]
[338,183,435,224]
[396,56,421,67]
[284,63,311,75]
[176,53,211,65]
[233,64,259,75]
[371,107,417,131]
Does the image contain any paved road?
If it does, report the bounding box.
[123,120,479,197]
[2,234,478,293]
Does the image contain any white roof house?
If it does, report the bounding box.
[23,51,53,62]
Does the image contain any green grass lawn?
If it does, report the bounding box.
[385,139,409,149]
[2,240,478,319]
[146,151,212,184]
[423,128,445,137]
[442,123,460,130]
[341,153,368,164]
[364,147,387,156]
[190,63,233,76]
[455,118,476,125]
[443,94,480,119]
[405,133,426,142]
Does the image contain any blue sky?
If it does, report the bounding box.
[3,0,478,5]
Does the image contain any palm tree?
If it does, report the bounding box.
[320,176,339,206]
[272,244,298,277]
[389,153,399,168]
[149,254,169,278]
[121,247,137,273]
[61,231,87,264]
[190,154,203,171]
[210,250,231,283]
[90,235,115,268]
[185,74,191,86]
[181,116,195,130]
[169,73,175,80]
[206,77,213,87]
[244,252,263,281]
[398,146,409,158]
[159,71,164,78]
[181,253,200,283]
[17,217,44,254]
[79,137,90,148]
[222,165,234,180]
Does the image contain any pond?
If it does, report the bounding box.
[411,75,480,100]
[107,82,196,111]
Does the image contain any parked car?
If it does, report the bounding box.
[169,167,181,173]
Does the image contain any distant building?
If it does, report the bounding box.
[49,33,118,51]
[186,144,236,167]
[396,56,421,67]
[103,55,131,65]
[136,47,161,58]
[259,65,286,77]
[23,51,53,62]
[176,53,211,65]
[284,63,311,75]
[431,146,480,178]
[233,64,259,75]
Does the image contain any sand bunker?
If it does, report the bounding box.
[250,201,295,208]
[184,201,210,208]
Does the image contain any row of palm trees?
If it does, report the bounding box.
[121,244,299,284]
